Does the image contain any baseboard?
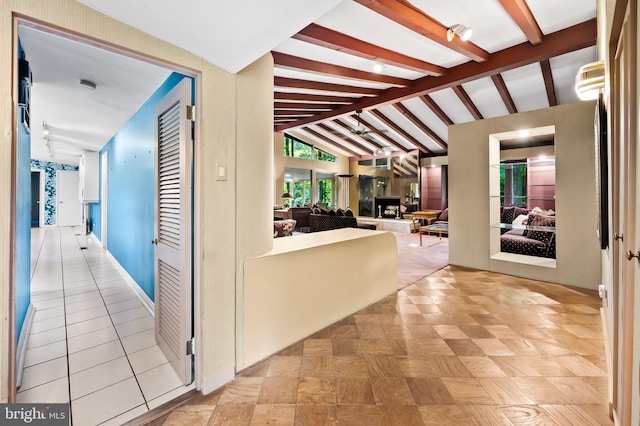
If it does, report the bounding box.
[600,307,614,412]
[200,368,235,395]
[103,250,155,317]
[15,303,36,390]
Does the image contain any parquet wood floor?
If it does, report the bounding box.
[154,266,612,425]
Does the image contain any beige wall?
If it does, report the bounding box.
[243,229,397,368]
[273,132,350,207]
[448,101,602,289]
[0,0,274,399]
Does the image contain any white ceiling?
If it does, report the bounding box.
[75,0,345,74]
[19,25,172,165]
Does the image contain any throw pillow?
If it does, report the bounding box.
[500,206,515,224]
[327,209,336,216]
[345,208,354,217]
[336,208,344,216]
[513,206,529,218]
[438,208,449,221]
[526,213,555,244]
[512,214,528,225]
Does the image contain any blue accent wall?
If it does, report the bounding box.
[90,73,190,301]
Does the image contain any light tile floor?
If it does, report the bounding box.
[18,227,192,425]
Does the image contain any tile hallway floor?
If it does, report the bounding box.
[18,227,192,425]
[158,266,613,425]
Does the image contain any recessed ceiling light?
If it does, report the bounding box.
[518,129,530,138]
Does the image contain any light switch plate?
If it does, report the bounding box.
[216,163,227,181]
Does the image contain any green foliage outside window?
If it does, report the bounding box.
[500,163,527,206]
[284,134,336,162]
[314,148,337,162]
[293,181,311,207]
[317,179,333,206]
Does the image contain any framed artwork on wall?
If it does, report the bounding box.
[595,93,609,250]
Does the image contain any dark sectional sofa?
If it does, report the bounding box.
[500,206,556,258]
[308,207,376,232]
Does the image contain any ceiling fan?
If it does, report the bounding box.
[350,109,386,136]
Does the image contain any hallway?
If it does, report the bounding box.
[17,227,193,425]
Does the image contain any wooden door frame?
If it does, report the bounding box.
[8,15,204,401]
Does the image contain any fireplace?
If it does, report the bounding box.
[375,196,401,219]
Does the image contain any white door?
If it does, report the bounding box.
[56,170,82,226]
[101,152,108,249]
[154,78,193,385]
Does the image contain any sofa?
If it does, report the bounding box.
[500,206,556,258]
[289,207,312,232]
[308,207,377,232]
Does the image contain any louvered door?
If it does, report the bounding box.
[154,78,192,385]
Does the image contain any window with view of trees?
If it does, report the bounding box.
[284,134,337,162]
[292,181,311,207]
[284,180,311,207]
[317,179,333,207]
[500,162,527,206]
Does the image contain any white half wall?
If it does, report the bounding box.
[242,229,397,368]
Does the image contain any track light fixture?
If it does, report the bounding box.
[447,24,472,42]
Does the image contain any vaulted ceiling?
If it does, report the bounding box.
[272,0,597,159]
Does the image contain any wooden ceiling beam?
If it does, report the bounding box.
[393,162,414,177]
[274,76,381,96]
[369,109,433,154]
[293,23,446,76]
[540,59,557,106]
[302,127,362,158]
[354,0,489,62]
[274,113,315,118]
[272,51,411,87]
[274,92,356,104]
[498,0,544,45]
[275,19,596,131]
[392,103,447,149]
[419,95,454,126]
[491,74,518,114]
[452,85,483,120]
[274,102,335,110]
